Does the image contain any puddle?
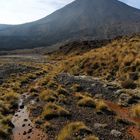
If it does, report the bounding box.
[12,93,47,140]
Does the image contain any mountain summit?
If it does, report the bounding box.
[0,0,140,50]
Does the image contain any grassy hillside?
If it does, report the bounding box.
[0,35,140,140]
[52,35,140,89]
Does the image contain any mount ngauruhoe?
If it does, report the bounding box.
[0,24,13,30]
[0,0,140,50]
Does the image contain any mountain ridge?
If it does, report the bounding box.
[0,0,140,50]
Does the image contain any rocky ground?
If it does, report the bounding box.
[0,54,140,140]
[42,73,140,140]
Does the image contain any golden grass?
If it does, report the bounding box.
[42,103,70,120]
[75,92,86,100]
[57,122,91,140]
[84,135,99,140]
[57,85,69,96]
[0,87,19,138]
[95,99,108,112]
[71,84,83,92]
[51,35,140,89]
[78,97,96,107]
[0,68,44,138]
[39,89,57,102]
[0,113,13,138]
[131,104,140,118]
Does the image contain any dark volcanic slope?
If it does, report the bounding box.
[0,0,140,50]
[0,24,13,30]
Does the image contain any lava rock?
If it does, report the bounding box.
[110,129,122,137]
[94,123,108,129]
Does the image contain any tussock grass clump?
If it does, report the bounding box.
[71,84,83,92]
[28,85,40,93]
[131,104,140,118]
[57,122,91,140]
[39,89,57,102]
[41,73,59,89]
[2,90,19,102]
[0,90,19,111]
[84,135,99,140]
[0,101,9,114]
[0,115,14,139]
[75,92,95,107]
[47,80,58,89]
[0,87,18,136]
[42,103,70,120]
[75,92,86,100]
[95,100,109,112]
[0,126,11,139]
[78,96,95,107]
[19,73,36,85]
[57,94,67,104]
[57,86,69,96]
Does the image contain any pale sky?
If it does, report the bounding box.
[0,0,139,25]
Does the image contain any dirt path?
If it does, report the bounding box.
[12,93,47,140]
[128,126,140,140]
[11,71,48,140]
[105,101,140,125]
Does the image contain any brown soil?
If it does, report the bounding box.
[106,101,140,125]
[106,101,140,139]
[128,126,140,140]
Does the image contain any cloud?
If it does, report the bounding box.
[0,0,139,24]
[0,0,74,24]
[120,0,140,9]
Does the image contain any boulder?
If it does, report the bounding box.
[94,123,108,129]
[110,129,122,137]
[118,93,132,107]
